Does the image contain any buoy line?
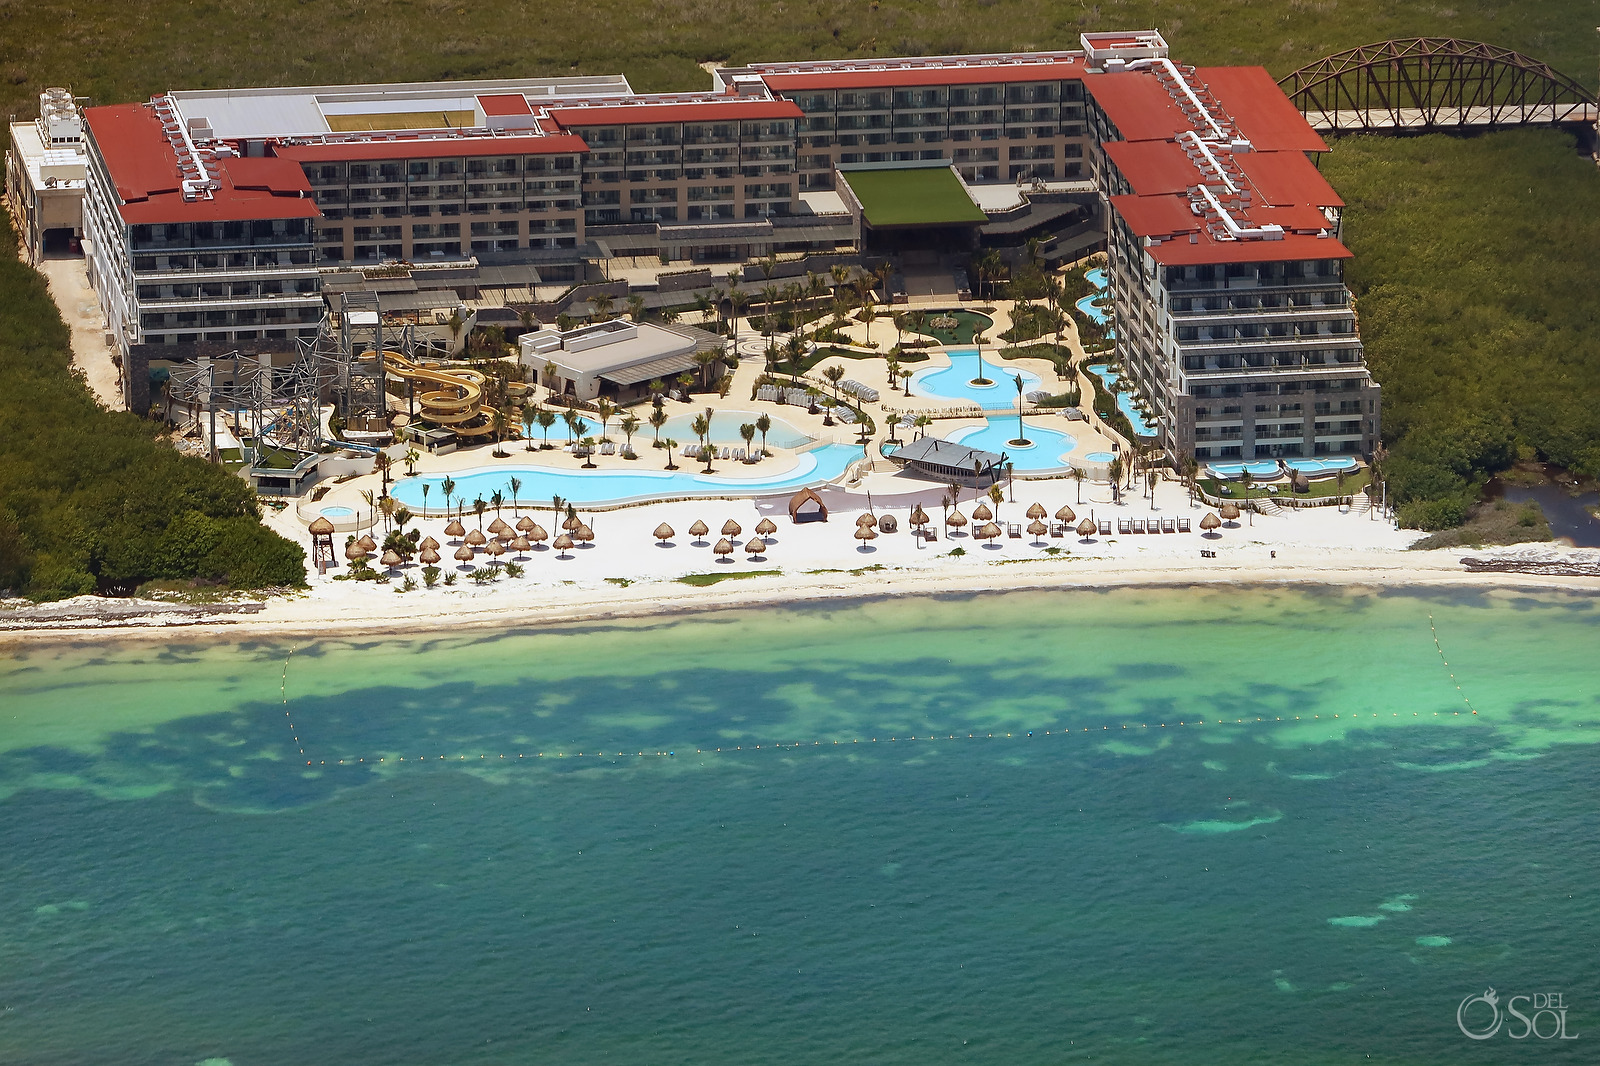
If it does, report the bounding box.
[280,644,307,759]
[1427,612,1480,717]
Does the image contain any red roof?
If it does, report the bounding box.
[1232,150,1343,208]
[1195,67,1329,153]
[270,133,588,161]
[1082,71,1192,142]
[1111,193,1351,265]
[756,61,1083,91]
[1102,140,1198,196]
[548,99,802,127]
[477,93,532,117]
[84,103,317,224]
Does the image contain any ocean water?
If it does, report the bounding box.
[2,587,1597,1065]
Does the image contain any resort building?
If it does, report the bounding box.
[1081,37,1380,462]
[518,318,724,402]
[57,30,1377,465]
[5,88,89,264]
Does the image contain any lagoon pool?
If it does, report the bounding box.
[1285,457,1360,476]
[657,409,813,450]
[1205,461,1283,480]
[391,443,864,509]
[1075,294,1111,326]
[1086,267,1107,289]
[1084,364,1157,438]
[909,349,1042,410]
[945,418,1078,473]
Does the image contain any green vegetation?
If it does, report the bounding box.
[838,167,986,226]
[1200,469,1371,501]
[1325,131,1600,529]
[1410,498,1553,550]
[4,1,1590,124]
[0,210,306,600]
[676,569,780,586]
[899,310,993,346]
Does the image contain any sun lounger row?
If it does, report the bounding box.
[1115,517,1191,534]
[677,444,761,461]
[756,385,814,406]
[839,380,880,403]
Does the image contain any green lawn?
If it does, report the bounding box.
[1201,469,1371,502]
[839,166,987,227]
[897,310,993,346]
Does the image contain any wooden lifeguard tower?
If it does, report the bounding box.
[308,516,336,574]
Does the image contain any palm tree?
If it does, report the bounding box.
[693,350,718,390]
[421,482,431,515]
[761,284,781,344]
[885,412,901,443]
[1071,466,1086,504]
[728,288,748,350]
[590,292,614,321]
[490,405,510,447]
[988,482,1004,523]
[536,408,556,449]
[861,299,876,348]
[508,477,522,515]
[740,422,756,457]
[1146,468,1158,502]
[885,357,901,391]
[664,437,678,470]
[700,443,715,473]
[441,476,456,516]
[473,496,488,529]
[1108,456,1123,505]
[626,294,646,323]
[490,489,504,518]
[620,414,639,455]
[690,412,710,452]
[675,370,694,396]
[402,447,421,476]
[784,334,805,380]
[373,451,393,495]
[595,397,616,441]
[755,413,771,455]
[1239,468,1255,525]
[823,363,845,398]
[360,488,377,534]
[1182,454,1200,506]
[561,408,582,445]
[695,292,713,328]
[1012,373,1027,444]
[649,406,668,445]
[913,413,931,440]
[648,378,665,405]
[521,406,537,451]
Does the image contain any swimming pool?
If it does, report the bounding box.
[1205,461,1283,480]
[390,443,865,509]
[1084,450,1116,463]
[1285,457,1360,477]
[657,409,813,450]
[1084,364,1158,438]
[319,505,356,518]
[944,418,1079,473]
[909,349,1042,410]
[1075,294,1111,326]
[1086,267,1107,289]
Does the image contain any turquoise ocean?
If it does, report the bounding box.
[1,586,1596,1064]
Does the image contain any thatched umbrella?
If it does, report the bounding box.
[653,522,675,544]
[713,537,734,559]
[511,535,532,555]
[465,528,487,548]
[1201,511,1222,535]
[357,533,378,553]
[487,517,510,537]
[909,505,929,529]
[418,545,441,565]
[553,533,574,558]
[419,535,440,551]
[746,536,767,559]
[688,519,710,544]
[721,519,742,538]
[979,521,1002,544]
[573,523,594,546]
[755,517,777,537]
[344,541,369,563]
[525,523,548,545]
[855,512,877,528]
[972,501,993,522]
[1028,519,1049,543]
[308,516,335,536]
[562,514,581,532]
[454,545,476,566]
[854,525,878,550]
[946,508,967,531]
[516,515,537,534]
[484,539,506,563]
[1219,501,1241,524]
[444,518,466,541]
[1056,504,1076,523]
[1025,502,1047,521]
[1077,517,1097,540]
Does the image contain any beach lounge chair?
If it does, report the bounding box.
[1050,522,1065,538]
[720,446,731,460]
[1178,517,1192,532]
[1117,518,1131,535]
[1099,520,1112,535]
[1162,518,1176,533]
[1008,523,1022,539]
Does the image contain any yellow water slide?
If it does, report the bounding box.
[361,349,498,436]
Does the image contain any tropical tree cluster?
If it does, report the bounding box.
[0,212,306,598]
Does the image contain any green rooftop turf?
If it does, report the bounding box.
[841,166,988,227]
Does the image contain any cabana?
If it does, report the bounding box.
[788,487,828,524]
[886,436,1005,487]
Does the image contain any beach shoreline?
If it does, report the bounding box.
[5,548,1599,647]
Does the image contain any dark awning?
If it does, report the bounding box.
[598,352,700,386]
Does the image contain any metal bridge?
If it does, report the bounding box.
[1278,38,1598,133]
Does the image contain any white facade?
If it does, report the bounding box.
[4,89,87,264]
